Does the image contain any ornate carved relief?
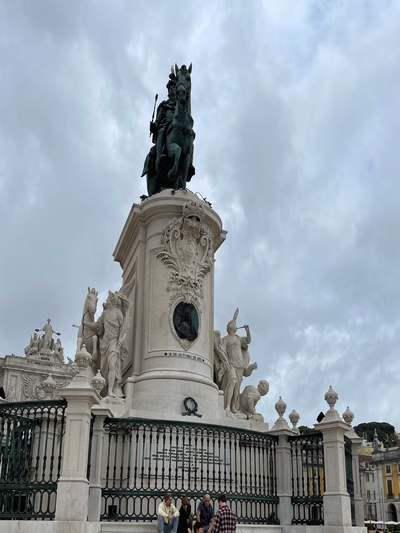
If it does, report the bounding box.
[21,373,66,400]
[7,386,16,402]
[157,200,214,308]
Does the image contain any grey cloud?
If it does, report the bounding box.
[1,0,400,430]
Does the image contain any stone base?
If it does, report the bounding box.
[0,522,366,533]
[286,527,366,533]
[102,395,125,405]
[114,190,227,424]
[55,479,89,521]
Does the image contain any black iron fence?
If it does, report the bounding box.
[288,431,325,525]
[0,399,67,520]
[99,417,278,523]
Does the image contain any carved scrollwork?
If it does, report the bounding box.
[157,200,214,308]
[21,373,65,400]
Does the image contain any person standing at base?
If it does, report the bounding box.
[196,494,214,533]
[157,492,180,533]
[213,494,236,533]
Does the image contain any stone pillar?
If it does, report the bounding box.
[268,397,297,525]
[113,190,227,419]
[88,406,114,521]
[343,406,365,527]
[55,348,100,522]
[349,434,364,526]
[315,386,352,527]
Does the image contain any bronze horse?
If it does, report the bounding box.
[163,64,195,189]
[143,64,195,195]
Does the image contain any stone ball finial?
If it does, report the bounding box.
[289,409,300,430]
[275,396,287,420]
[91,369,106,393]
[74,344,92,372]
[324,385,338,411]
[42,374,57,399]
[343,406,354,425]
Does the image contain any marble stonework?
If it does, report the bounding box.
[239,380,270,420]
[113,189,229,421]
[157,199,215,350]
[213,308,258,414]
[0,326,76,401]
[0,351,76,401]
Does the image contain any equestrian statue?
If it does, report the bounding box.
[141,64,195,196]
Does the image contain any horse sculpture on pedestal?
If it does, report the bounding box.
[142,64,195,196]
[76,287,99,368]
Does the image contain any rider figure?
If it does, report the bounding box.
[141,73,177,189]
[151,74,177,171]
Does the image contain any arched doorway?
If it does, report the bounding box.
[387,503,398,522]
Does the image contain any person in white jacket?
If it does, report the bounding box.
[158,492,180,533]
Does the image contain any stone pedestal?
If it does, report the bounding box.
[346,429,364,527]
[55,374,100,521]
[268,426,298,525]
[88,406,114,521]
[113,190,227,420]
[315,410,352,527]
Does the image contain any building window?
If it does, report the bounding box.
[387,479,393,496]
[366,474,370,482]
[386,465,391,474]
[367,490,371,499]
[372,473,374,482]
[374,491,376,500]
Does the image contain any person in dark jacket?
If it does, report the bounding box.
[178,493,193,533]
[196,494,214,533]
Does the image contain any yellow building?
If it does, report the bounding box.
[372,446,400,521]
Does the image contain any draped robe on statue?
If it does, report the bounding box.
[97,305,124,397]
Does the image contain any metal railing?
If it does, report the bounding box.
[99,417,278,523]
[289,431,324,525]
[0,399,67,520]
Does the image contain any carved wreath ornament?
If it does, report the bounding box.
[181,396,202,417]
[157,200,214,308]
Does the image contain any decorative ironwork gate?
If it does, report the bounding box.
[0,399,67,520]
[289,431,324,525]
[99,417,278,523]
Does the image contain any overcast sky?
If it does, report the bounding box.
[1,0,400,432]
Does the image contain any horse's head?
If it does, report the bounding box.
[175,63,192,104]
[85,287,98,316]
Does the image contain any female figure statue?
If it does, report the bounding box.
[214,309,258,413]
